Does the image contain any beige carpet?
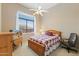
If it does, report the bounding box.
[13,40,79,56]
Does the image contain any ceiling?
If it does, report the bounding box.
[20,3,57,10]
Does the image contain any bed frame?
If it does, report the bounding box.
[28,30,61,56]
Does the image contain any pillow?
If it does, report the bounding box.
[45,31,53,36]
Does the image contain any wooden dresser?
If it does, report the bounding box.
[0,32,14,56]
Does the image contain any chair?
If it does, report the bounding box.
[13,31,23,51]
[61,33,78,53]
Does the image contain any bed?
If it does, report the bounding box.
[28,30,61,56]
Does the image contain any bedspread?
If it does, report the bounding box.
[30,34,60,55]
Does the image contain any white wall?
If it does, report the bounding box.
[0,4,1,32]
[35,15,42,34]
[2,3,42,34]
[2,3,32,32]
[42,4,79,38]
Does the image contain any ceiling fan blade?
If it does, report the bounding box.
[29,9,34,10]
[29,9,37,12]
[40,10,48,13]
[33,12,39,15]
[39,12,43,16]
[33,12,37,15]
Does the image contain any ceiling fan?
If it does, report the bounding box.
[29,6,48,16]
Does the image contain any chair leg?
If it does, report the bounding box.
[68,47,78,53]
[68,49,70,53]
[71,49,78,53]
[65,47,70,53]
[21,41,22,46]
[61,44,78,53]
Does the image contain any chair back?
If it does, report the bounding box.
[68,33,78,47]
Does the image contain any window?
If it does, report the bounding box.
[16,11,35,33]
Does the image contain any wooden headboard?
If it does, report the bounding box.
[46,30,61,36]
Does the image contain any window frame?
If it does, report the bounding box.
[16,11,36,33]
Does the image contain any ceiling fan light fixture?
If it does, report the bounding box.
[33,11,41,16]
[29,6,48,16]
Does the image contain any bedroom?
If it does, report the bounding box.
[0,3,79,56]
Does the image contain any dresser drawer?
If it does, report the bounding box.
[0,46,12,56]
[0,32,14,56]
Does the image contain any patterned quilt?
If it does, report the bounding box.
[30,34,60,55]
